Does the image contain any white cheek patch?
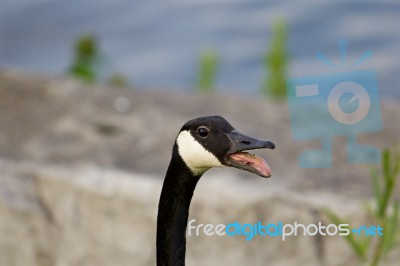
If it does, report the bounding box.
[176,130,223,175]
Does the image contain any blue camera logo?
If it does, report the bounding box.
[287,40,382,168]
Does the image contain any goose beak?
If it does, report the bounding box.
[224,130,275,178]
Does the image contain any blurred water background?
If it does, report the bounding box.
[0,0,399,96]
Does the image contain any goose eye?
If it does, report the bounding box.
[197,127,210,138]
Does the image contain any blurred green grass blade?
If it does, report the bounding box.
[371,168,383,216]
[263,18,288,100]
[68,35,100,82]
[377,149,398,218]
[324,209,369,261]
[197,48,218,92]
[382,149,390,181]
[393,154,400,177]
[326,149,400,265]
[383,201,399,253]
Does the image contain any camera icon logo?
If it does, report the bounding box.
[328,81,370,125]
[287,41,382,168]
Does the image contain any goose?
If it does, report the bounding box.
[156,115,275,266]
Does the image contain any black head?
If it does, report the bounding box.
[175,116,275,177]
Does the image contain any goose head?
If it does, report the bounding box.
[175,115,275,177]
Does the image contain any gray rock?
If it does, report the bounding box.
[0,161,398,266]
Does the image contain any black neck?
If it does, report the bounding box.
[157,146,201,266]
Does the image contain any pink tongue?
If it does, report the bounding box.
[229,153,272,177]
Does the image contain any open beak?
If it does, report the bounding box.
[223,130,275,178]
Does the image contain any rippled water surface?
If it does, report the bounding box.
[0,0,399,96]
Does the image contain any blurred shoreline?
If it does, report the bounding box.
[0,70,399,199]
